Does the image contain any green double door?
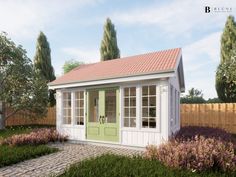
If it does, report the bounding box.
[86,88,119,142]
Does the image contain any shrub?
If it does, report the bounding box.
[1,128,68,146]
[145,136,236,172]
[175,126,234,143]
[60,154,236,177]
[0,145,58,167]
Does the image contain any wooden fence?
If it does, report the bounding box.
[181,103,236,134]
[4,103,236,134]
[5,107,56,126]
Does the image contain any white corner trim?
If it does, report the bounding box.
[49,72,175,90]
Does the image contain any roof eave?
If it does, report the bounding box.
[48,71,175,90]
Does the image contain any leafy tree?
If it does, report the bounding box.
[34,31,56,106]
[0,33,48,129]
[216,16,236,102]
[63,59,84,74]
[216,53,236,102]
[100,18,120,61]
[180,88,206,104]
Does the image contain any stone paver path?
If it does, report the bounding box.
[0,143,143,177]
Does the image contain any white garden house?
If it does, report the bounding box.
[48,48,185,147]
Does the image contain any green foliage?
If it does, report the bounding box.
[216,16,236,102]
[220,16,236,63]
[60,154,235,177]
[63,59,84,74]
[34,31,56,106]
[100,18,120,61]
[0,126,32,138]
[216,56,236,102]
[180,88,206,104]
[206,97,222,103]
[0,125,54,138]
[0,32,48,120]
[0,145,58,167]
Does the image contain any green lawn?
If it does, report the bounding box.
[60,154,235,177]
[0,125,58,167]
[0,145,58,167]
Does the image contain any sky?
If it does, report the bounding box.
[0,0,235,99]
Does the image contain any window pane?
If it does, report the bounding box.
[130,97,136,107]
[130,108,136,117]
[124,98,129,107]
[142,97,148,106]
[130,87,136,96]
[142,118,148,128]
[149,96,156,106]
[149,86,156,95]
[124,118,129,127]
[79,100,84,107]
[130,118,136,127]
[149,118,156,128]
[64,109,71,117]
[149,107,156,117]
[142,86,148,96]
[80,91,84,99]
[142,108,148,117]
[63,92,71,99]
[80,117,84,125]
[124,88,129,96]
[64,116,71,124]
[124,108,129,117]
[79,109,84,117]
[75,109,79,117]
[75,92,80,99]
[89,90,99,122]
[64,100,71,108]
[63,109,67,116]
[105,90,116,123]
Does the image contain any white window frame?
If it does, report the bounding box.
[62,92,72,125]
[75,90,85,126]
[123,86,137,128]
[141,84,158,130]
[61,88,86,128]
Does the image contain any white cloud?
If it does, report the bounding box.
[182,31,221,98]
[62,47,100,63]
[0,0,100,40]
[111,0,235,36]
[183,31,221,72]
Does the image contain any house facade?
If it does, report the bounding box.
[48,48,185,147]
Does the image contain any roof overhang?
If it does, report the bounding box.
[48,71,175,90]
[177,56,185,92]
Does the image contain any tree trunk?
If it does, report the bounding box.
[0,101,6,129]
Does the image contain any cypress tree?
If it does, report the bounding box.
[220,15,236,63]
[100,18,120,61]
[216,16,236,102]
[34,31,56,106]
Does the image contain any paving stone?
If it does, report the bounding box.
[0,143,143,177]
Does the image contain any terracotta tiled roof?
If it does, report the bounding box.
[49,48,181,86]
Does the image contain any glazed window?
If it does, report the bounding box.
[63,92,71,124]
[75,91,84,125]
[142,85,156,128]
[124,87,136,127]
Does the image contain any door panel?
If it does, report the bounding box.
[86,88,119,142]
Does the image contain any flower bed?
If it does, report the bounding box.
[1,128,68,146]
[145,127,236,172]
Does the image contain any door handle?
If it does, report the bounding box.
[102,116,105,124]
[99,115,102,124]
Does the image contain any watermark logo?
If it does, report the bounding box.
[205,6,232,13]
[205,6,211,13]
